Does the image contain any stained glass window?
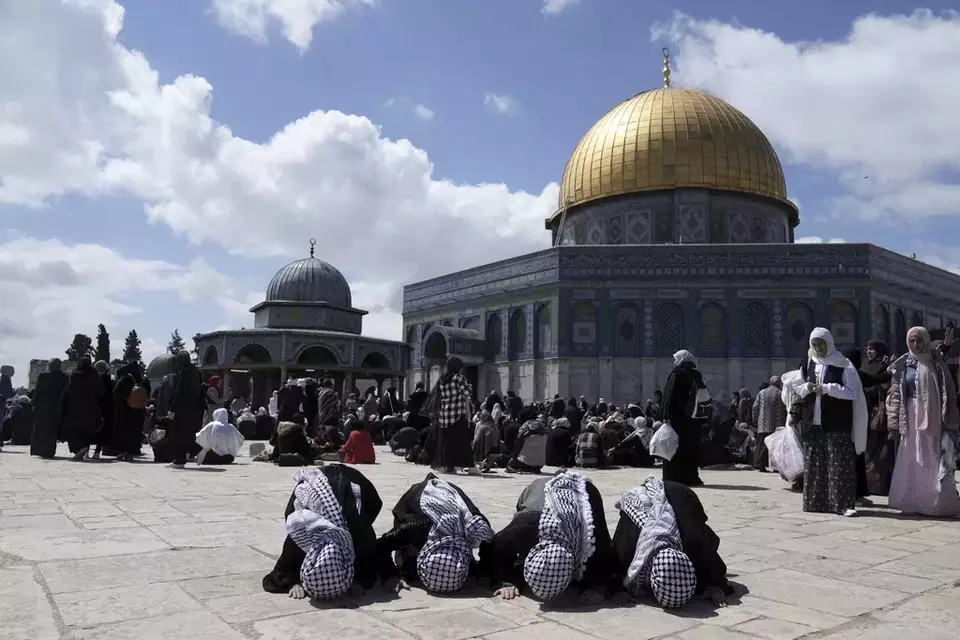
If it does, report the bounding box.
[743,303,771,357]
[657,303,683,354]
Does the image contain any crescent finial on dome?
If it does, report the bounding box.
[309,238,316,258]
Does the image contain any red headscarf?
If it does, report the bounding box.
[208,375,221,389]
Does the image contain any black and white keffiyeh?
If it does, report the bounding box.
[522,471,596,601]
[617,476,696,608]
[416,478,494,593]
[285,468,355,600]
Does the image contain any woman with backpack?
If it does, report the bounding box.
[114,360,150,461]
[661,350,708,487]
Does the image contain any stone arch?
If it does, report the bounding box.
[485,313,503,362]
[698,302,728,357]
[742,302,771,358]
[359,350,392,370]
[461,317,480,331]
[909,310,923,329]
[786,302,814,359]
[295,344,339,366]
[423,329,449,364]
[201,344,220,366]
[874,304,891,346]
[442,319,454,327]
[233,343,273,364]
[828,301,859,348]
[614,303,640,355]
[405,326,417,346]
[535,304,552,358]
[894,308,907,352]
[509,309,527,359]
[656,302,684,356]
[571,301,599,356]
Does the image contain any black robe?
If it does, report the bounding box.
[478,477,622,596]
[377,473,488,585]
[262,465,393,593]
[277,386,304,423]
[95,373,116,450]
[661,363,703,486]
[405,390,430,429]
[31,369,69,457]
[59,365,103,453]
[114,372,145,456]
[7,401,35,445]
[612,480,730,597]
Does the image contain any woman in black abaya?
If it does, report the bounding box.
[59,358,103,461]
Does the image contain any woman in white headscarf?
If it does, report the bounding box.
[792,328,867,516]
[195,408,244,464]
[886,327,960,517]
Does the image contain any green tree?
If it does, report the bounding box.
[122,329,144,368]
[167,329,186,354]
[65,334,94,361]
[95,324,111,362]
[191,333,202,364]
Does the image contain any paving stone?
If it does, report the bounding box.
[71,610,246,640]
[386,607,520,640]
[545,604,697,640]
[0,567,59,640]
[53,582,200,627]
[734,616,817,639]
[253,609,416,640]
[482,621,597,640]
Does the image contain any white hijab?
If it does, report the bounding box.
[196,408,245,456]
[805,328,868,454]
[673,350,697,366]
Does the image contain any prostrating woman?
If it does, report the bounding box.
[612,476,731,609]
[262,465,399,600]
[792,328,867,517]
[377,473,493,593]
[661,350,706,487]
[196,408,244,464]
[59,358,104,461]
[887,327,960,517]
[31,358,69,458]
[481,472,622,605]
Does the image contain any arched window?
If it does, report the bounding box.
[786,303,814,359]
[202,345,220,366]
[485,313,503,361]
[572,302,599,355]
[894,309,907,352]
[509,310,527,359]
[829,301,859,348]
[535,304,552,358]
[874,304,890,346]
[461,317,480,331]
[699,303,727,356]
[742,302,771,357]
[235,343,272,364]
[909,311,923,329]
[657,303,684,355]
[615,304,639,355]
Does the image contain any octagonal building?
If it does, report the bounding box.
[401,60,960,404]
[194,242,407,408]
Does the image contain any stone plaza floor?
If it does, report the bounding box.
[1,443,958,640]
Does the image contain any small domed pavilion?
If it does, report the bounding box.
[194,240,407,408]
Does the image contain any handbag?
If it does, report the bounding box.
[869,398,887,433]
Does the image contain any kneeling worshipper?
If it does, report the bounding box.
[196,408,245,464]
[613,476,731,609]
[389,425,420,456]
[481,471,622,605]
[792,328,867,517]
[263,465,400,600]
[377,473,493,593]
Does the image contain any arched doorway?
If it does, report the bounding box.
[234,343,271,364]
[424,332,448,365]
[202,345,219,366]
[357,351,392,396]
[296,345,339,367]
[232,344,272,407]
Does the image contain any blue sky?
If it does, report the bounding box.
[1,0,959,384]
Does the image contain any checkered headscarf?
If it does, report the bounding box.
[523,472,596,601]
[618,476,696,608]
[285,468,355,600]
[416,478,494,593]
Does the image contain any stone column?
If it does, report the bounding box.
[342,372,353,399]
[280,365,289,385]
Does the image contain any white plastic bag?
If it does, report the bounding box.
[939,432,956,483]
[649,422,679,461]
[768,426,804,481]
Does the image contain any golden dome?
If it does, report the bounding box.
[557,86,794,219]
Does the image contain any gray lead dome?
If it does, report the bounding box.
[265,256,352,308]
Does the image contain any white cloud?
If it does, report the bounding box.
[412,104,435,121]
[655,10,960,222]
[795,236,847,244]
[0,235,241,385]
[484,92,520,116]
[0,0,557,379]
[209,0,373,51]
[542,0,580,16]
